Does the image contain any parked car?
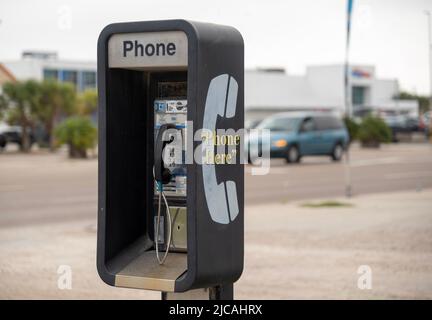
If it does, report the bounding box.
[0,133,6,149]
[248,112,349,163]
[381,114,421,142]
[420,111,431,133]
[0,125,35,150]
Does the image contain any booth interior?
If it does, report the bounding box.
[103,65,189,291]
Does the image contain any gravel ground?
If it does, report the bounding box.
[1,189,431,299]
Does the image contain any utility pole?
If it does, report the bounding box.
[344,0,354,198]
[425,11,432,122]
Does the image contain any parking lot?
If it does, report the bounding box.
[1,143,431,227]
[0,143,432,298]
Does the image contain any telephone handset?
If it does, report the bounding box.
[153,123,178,265]
[202,74,239,225]
[154,123,176,184]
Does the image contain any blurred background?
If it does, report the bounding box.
[0,0,431,299]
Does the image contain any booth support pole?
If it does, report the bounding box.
[161,283,234,300]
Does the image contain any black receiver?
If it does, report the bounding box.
[154,123,176,184]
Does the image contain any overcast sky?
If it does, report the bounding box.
[0,0,431,94]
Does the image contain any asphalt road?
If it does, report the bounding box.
[0,143,431,227]
[246,143,432,204]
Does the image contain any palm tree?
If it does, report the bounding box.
[38,80,76,151]
[1,80,41,152]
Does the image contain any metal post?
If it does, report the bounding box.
[161,283,234,300]
[425,11,432,140]
[209,284,234,300]
[344,0,354,198]
[344,47,353,198]
[344,45,352,119]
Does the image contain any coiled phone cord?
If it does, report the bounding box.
[154,176,172,265]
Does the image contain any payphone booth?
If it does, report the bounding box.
[96,20,244,298]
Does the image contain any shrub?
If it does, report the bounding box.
[357,115,392,148]
[343,117,360,141]
[55,116,97,158]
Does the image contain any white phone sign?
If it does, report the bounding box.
[202,74,239,225]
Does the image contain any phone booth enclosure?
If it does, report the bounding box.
[97,20,244,292]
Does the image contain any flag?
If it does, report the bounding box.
[346,0,354,47]
[344,0,355,117]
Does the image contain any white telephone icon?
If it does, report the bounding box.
[202,74,239,224]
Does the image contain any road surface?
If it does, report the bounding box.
[246,143,432,204]
[0,143,431,227]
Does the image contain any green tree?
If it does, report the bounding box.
[0,95,7,121]
[343,116,360,141]
[397,91,430,114]
[358,115,392,148]
[1,80,41,152]
[38,80,76,150]
[76,89,98,116]
[55,116,97,158]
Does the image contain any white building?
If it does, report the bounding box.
[1,54,418,123]
[2,51,96,92]
[245,65,419,123]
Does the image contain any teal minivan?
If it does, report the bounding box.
[248,112,349,163]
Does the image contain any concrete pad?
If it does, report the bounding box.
[1,189,431,299]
